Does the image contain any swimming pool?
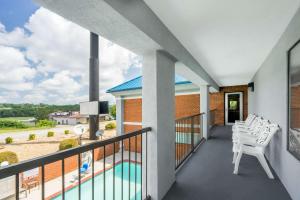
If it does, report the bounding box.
[51,162,141,200]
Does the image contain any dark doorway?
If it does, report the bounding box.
[225,92,243,124]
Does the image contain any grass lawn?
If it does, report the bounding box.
[0,117,34,120]
[0,126,53,134]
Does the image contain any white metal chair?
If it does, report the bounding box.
[233,123,280,179]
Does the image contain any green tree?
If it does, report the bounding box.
[34,107,51,120]
[109,104,116,119]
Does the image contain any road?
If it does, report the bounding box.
[0,121,114,141]
[0,125,85,141]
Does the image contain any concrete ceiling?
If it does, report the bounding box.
[144,0,300,86]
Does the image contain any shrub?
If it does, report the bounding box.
[5,137,13,144]
[105,122,116,130]
[47,131,54,137]
[28,134,36,140]
[37,119,56,127]
[64,130,70,135]
[0,120,27,129]
[59,139,79,151]
[0,151,18,164]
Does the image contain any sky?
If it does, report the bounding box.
[0,0,142,105]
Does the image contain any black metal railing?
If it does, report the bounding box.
[0,127,151,200]
[175,113,205,170]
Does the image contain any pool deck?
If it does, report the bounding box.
[163,126,291,200]
[19,150,140,200]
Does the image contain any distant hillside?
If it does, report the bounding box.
[0,103,79,120]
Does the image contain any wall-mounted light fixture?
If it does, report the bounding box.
[248,82,254,92]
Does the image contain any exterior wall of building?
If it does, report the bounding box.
[210,85,248,125]
[52,117,77,125]
[175,94,200,119]
[248,7,300,199]
[123,87,248,130]
[36,144,119,183]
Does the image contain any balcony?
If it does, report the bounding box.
[1,0,300,199]
[165,126,291,200]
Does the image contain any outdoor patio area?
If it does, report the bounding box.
[164,126,291,200]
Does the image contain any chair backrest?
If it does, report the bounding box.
[256,123,280,147]
[245,114,256,126]
[82,162,89,170]
[249,116,261,130]
[250,119,268,136]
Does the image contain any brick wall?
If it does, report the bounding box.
[175,94,200,119]
[34,144,120,183]
[124,125,143,152]
[123,86,248,127]
[210,85,248,125]
[124,99,142,122]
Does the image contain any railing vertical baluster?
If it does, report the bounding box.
[141,133,143,200]
[175,123,177,168]
[191,116,194,152]
[121,139,124,200]
[104,146,106,200]
[42,165,45,200]
[175,113,205,169]
[184,119,186,158]
[62,159,65,200]
[113,142,115,200]
[146,131,148,199]
[135,135,137,200]
[15,173,19,200]
[78,153,81,200]
[180,120,182,162]
[0,128,152,200]
[129,137,131,200]
[92,149,95,200]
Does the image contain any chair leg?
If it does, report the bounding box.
[232,152,237,164]
[233,151,243,174]
[257,154,274,179]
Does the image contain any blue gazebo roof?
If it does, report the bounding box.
[107,75,191,93]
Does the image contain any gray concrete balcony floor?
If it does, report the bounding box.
[164,126,291,200]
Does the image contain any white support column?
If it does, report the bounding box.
[200,85,210,139]
[116,97,124,136]
[142,50,175,200]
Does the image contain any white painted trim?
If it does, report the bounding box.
[122,96,142,100]
[123,121,142,126]
[118,91,200,100]
[175,91,200,96]
[225,92,243,125]
[110,81,200,98]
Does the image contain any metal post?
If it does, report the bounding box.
[89,32,99,140]
[191,116,194,152]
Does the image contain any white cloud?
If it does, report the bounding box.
[0,46,36,91]
[39,70,81,95]
[0,23,27,47]
[0,7,141,104]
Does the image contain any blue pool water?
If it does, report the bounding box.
[51,162,141,200]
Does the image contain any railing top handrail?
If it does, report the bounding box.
[0,127,151,179]
[175,113,205,122]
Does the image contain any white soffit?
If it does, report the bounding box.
[144,0,300,86]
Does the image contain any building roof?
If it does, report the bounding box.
[107,75,191,93]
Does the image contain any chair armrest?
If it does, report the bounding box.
[239,136,265,148]
[239,136,257,146]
